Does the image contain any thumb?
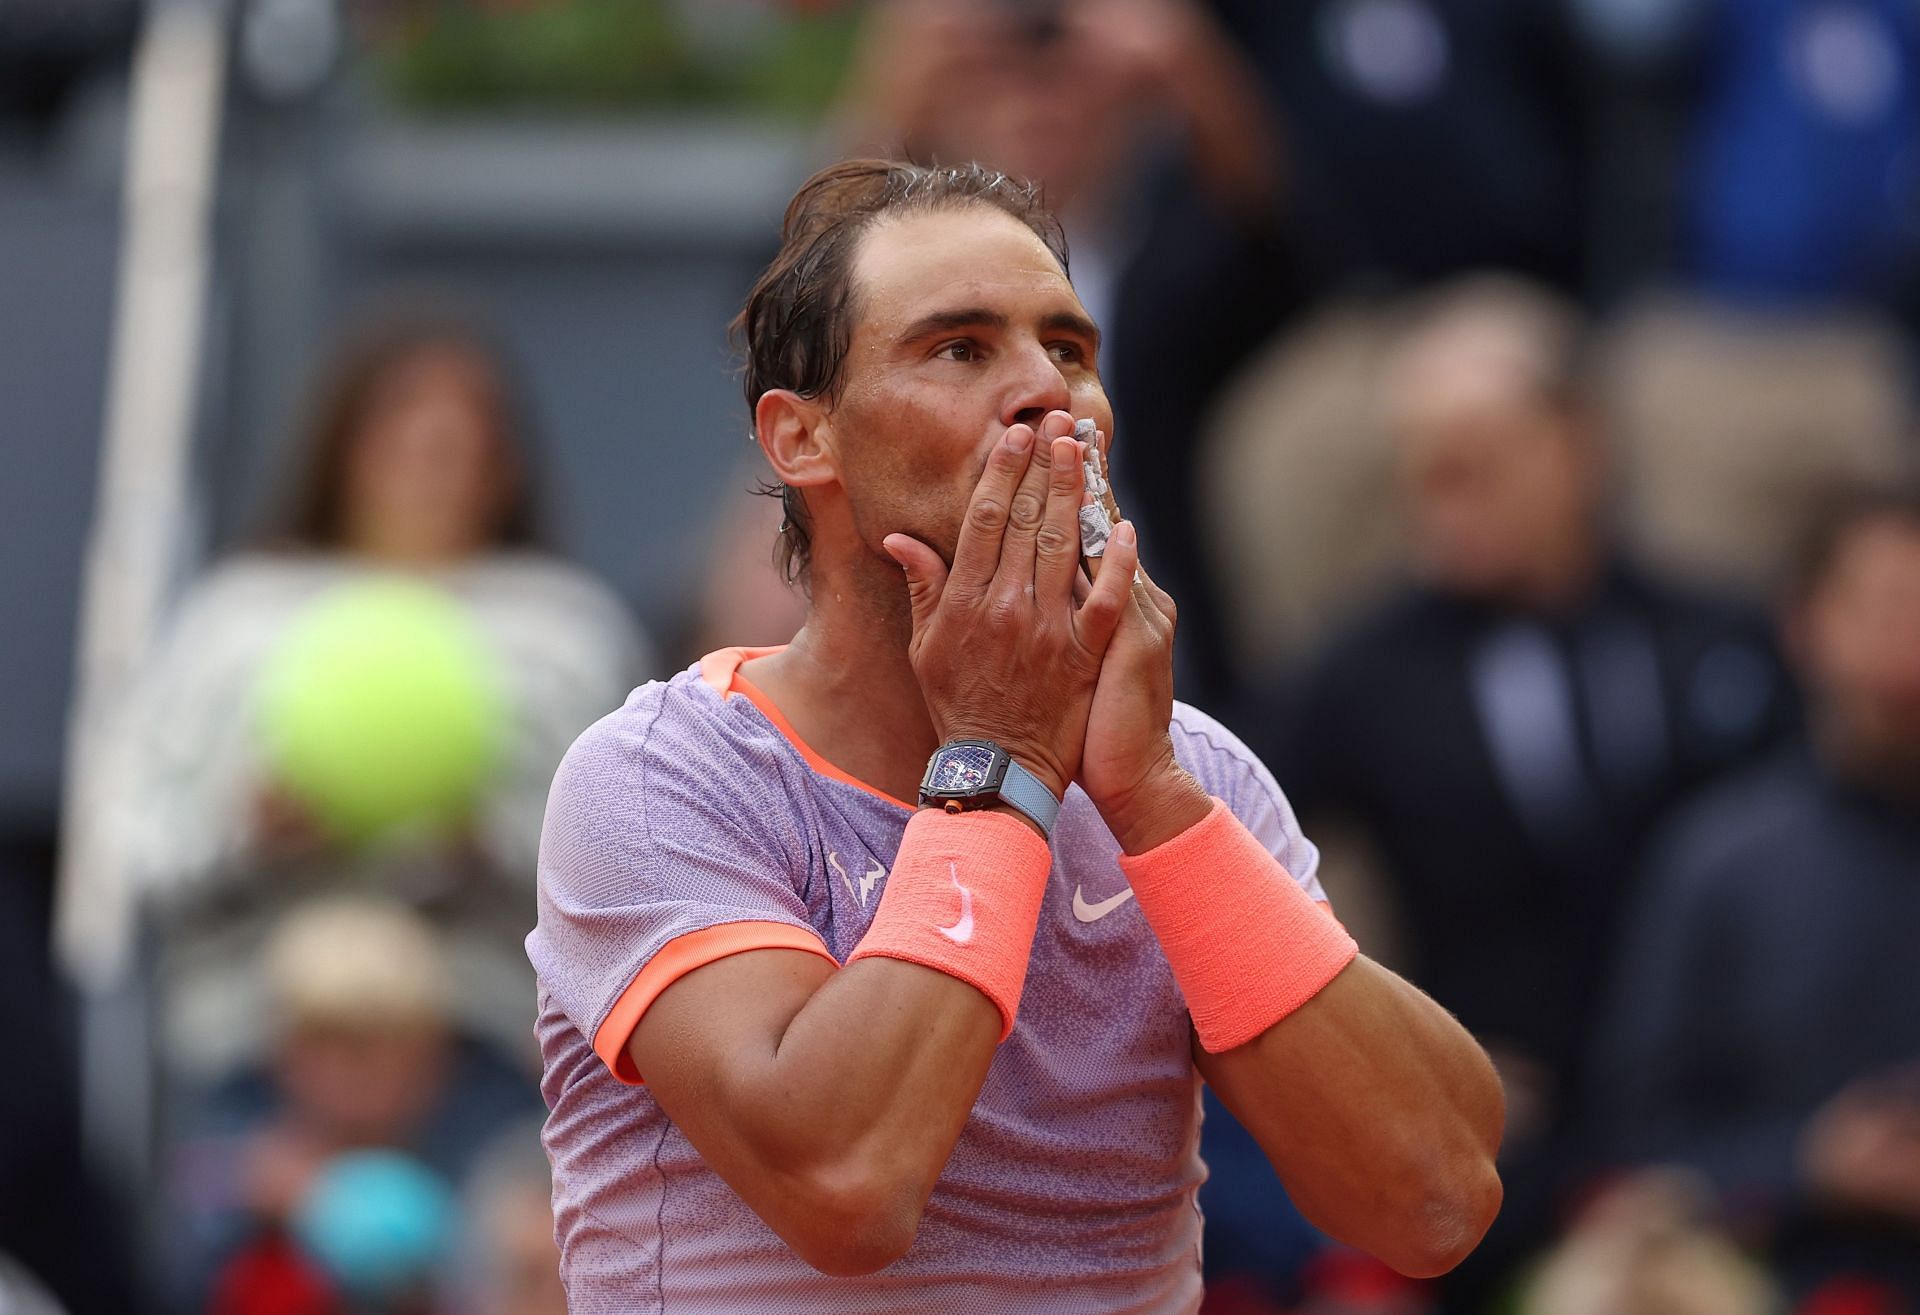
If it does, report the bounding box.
[882,533,948,633]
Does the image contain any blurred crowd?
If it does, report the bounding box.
[5,0,1920,1313]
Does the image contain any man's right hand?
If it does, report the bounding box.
[883,410,1138,801]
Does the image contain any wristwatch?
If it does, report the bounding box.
[918,739,1061,839]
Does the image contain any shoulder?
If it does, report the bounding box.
[1167,702,1268,789]
[549,667,742,805]
[543,666,804,859]
[167,552,341,623]
[1641,752,1820,909]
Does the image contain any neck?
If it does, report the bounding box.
[342,524,480,571]
[741,545,937,804]
[1512,530,1604,613]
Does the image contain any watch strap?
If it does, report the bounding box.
[996,756,1060,840]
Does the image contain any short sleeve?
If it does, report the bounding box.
[527,683,836,1082]
[1168,703,1328,905]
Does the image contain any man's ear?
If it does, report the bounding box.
[755,388,837,491]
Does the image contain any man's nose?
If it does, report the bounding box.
[1001,343,1073,430]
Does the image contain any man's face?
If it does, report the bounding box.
[823,206,1111,567]
[1394,358,1597,603]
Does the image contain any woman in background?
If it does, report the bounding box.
[114,305,653,1080]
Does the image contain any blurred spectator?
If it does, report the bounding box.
[834,0,1278,329]
[1271,277,1794,1301]
[109,306,653,1077]
[1517,1170,1782,1315]
[1202,294,1415,669]
[170,899,540,1315]
[451,1120,565,1315]
[1588,487,1920,1304]
[1115,0,1598,697]
[1210,0,1594,291]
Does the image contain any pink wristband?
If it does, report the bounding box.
[848,808,1052,1040]
[1118,798,1358,1053]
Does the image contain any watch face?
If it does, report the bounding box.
[929,742,1001,795]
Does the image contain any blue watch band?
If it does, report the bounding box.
[996,757,1061,840]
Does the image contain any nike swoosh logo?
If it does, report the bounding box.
[937,863,975,944]
[1072,885,1135,923]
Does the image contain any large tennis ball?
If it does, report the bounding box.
[256,576,506,845]
[293,1150,454,1300]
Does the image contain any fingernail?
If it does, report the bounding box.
[1008,428,1033,453]
[1115,521,1135,546]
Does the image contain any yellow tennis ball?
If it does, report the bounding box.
[256,577,506,845]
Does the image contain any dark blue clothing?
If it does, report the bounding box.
[166,1037,542,1314]
[1590,748,1920,1294]
[1594,748,1920,1190]
[1684,0,1920,304]
[1277,564,1792,1093]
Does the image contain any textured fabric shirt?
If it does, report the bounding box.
[529,648,1327,1314]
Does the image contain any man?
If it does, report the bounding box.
[528,159,1503,1312]
[1278,277,1792,1129]
[1272,278,1792,1301]
[1590,488,1920,1303]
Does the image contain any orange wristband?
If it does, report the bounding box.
[1119,799,1357,1053]
[848,808,1052,1040]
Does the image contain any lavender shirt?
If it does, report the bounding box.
[529,652,1325,1314]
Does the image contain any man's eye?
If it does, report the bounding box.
[1048,342,1084,364]
[936,340,978,362]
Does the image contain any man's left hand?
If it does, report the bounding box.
[1078,535,1212,853]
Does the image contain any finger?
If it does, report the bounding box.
[948,426,1035,600]
[1082,428,1121,582]
[1074,519,1138,654]
[1035,436,1086,603]
[1128,550,1176,625]
[883,533,949,637]
[995,411,1076,594]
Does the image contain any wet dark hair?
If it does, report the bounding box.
[259,303,544,551]
[731,157,1070,585]
[1787,482,1920,601]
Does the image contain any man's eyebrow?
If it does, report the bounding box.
[1039,309,1102,350]
[893,306,1103,351]
[895,307,1010,343]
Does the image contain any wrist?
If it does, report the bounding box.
[920,737,1065,840]
[1099,756,1212,855]
[936,731,1070,802]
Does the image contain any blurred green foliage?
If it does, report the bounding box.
[369,0,863,117]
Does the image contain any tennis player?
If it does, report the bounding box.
[528,159,1504,1313]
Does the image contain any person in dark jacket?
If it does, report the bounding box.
[1588,487,1920,1304]
[1271,278,1794,1302]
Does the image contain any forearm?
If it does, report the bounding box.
[1105,769,1502,1275]
[634,807,1050,1274]
[1160,14,1283,222]
[1200,957,1505,1276]
[707,956,1003,1269]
